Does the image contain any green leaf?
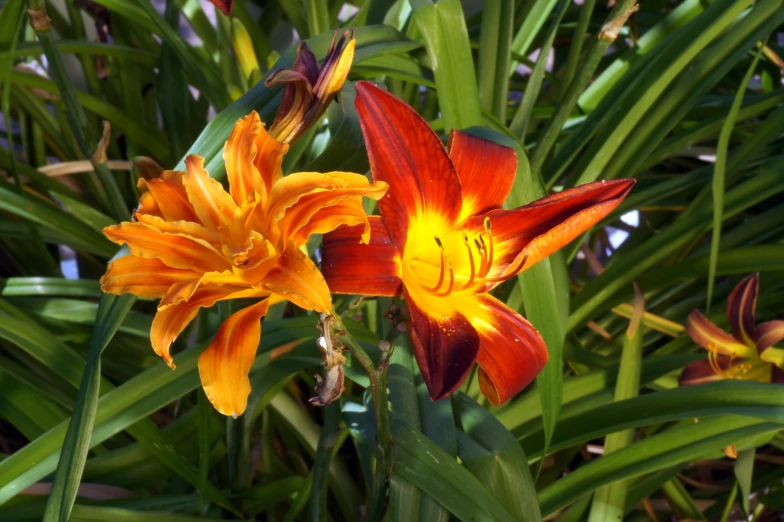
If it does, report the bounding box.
[588,288,644,521]
[392,419,520,522]
[707,45,763,311]
[453,393,541,521]
[538,416,781,516]
[410,0,482,131]
[43,293,135,522]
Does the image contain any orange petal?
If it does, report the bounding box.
[264,171,387,245]
[355,81,463,250]
[464,179,635,281]
[253,123,288,203]
[678,358,728,386]
[403,287,480,401]
[287,197,370,246]
[135,213,221,247]
[686,310,754,357]
[322,216,403,297]
[145,177,199,223]
[183,155,237,232]
[473,295,548,405]
[101,256,200,299]
[198,298,275,417]
[448,130,517,221]
[104,221,228,273]
[150,284,248,367]
[158,270,250,309]
[262,243,332,313]
[727,273,758,345]
[224,112,266,204]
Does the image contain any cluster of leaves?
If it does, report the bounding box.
[0,0,783,521]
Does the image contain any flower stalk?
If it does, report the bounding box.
[331,314,393,521]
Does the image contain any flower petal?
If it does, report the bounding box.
[198,298,275,417]
[313,31,355,101]
[354,81,463,250]
[101,256,200,299]
[158,270,251,309]
[686,310,755,357]
[472,295,548,405]
[104,221,228,273]
[150,284,254,367]
[287,197,369,246]
[448,130,517,221]
[464,179,635,281]
[144,176,199,223]
[727,273,759,345]
[321,216,403,297]
[264,171,387,245]
[262,243,332,313]
[253,123,288,202]
[754,320,784,352]
[224,112,266,204]
[403,287,480,401]
[678,358,728,386]
[183,154,237,231]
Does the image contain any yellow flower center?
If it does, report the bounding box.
[403,217,525,297]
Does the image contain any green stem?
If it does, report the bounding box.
[332,316,392,522]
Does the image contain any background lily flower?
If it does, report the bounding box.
[101,111,387,417]
[265,31,355,144]
[680,273,784,386]
[209,0,232,16]
[322,81,635,405]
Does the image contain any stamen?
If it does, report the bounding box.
[475,236,489,278]
[455,233,476,291]
[434,260,455,296]
[483,219,494,277]
[427,236,447,292]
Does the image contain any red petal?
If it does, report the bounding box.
[754,320,784,351]
[321,216,403,296]
[403,287,479,401]
[209,0,232,16]
[686,310,753,357]
[448,130,517,220]
[463,179,635,281]
[727,273,758,345]
[354,81,462,251]
[473,295,548,405]
[679,358,727,386]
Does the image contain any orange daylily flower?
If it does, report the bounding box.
[265,31,355,144]
[101,111,387,417]
[321,82,635,405]
[680,274,784,386]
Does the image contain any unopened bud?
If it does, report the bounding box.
[379,340,391,352]
[131,156,164,182]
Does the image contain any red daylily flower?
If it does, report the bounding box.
[680,273,784,386]
[321,81,636,405]
[209,0,232,16]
